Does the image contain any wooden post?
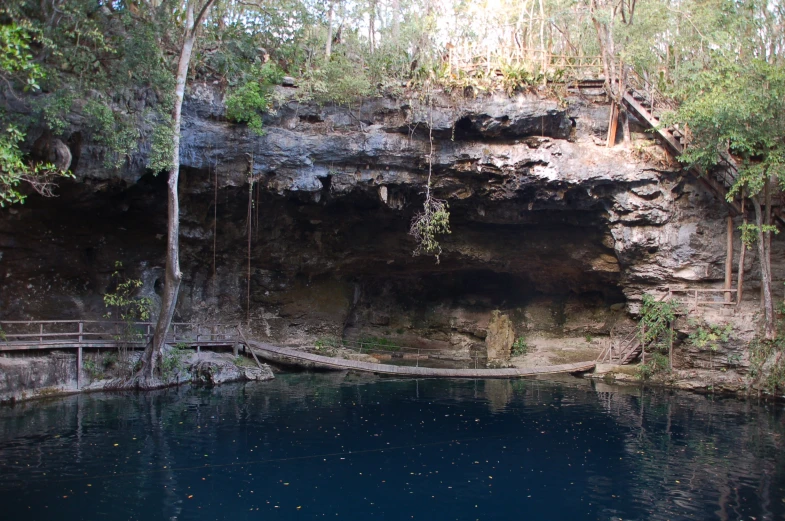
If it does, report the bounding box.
[77,346,82,389]
[172,324,177,342]
[606,104,619,147]
[78,322,83,344]
[642,323,647,365]
[39,323,43,342]
[146,324,151,344]
[725,215,733,303]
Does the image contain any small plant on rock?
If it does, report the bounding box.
[103,261,152,378]
[511,336,529,356]
[688,321,733,371]
[161,343,187,382]
[636,294,681,379]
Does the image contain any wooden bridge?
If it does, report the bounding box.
[0,319,595,384]
[246,340,595,379]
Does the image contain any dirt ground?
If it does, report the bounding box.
[510,334,605,368]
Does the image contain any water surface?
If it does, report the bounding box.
[1,374,784,520]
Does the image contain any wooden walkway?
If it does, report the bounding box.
[247,341,595,378]
[0,319,596,380]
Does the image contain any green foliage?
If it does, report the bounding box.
[103,261,152,322]
[0,23,69,206]
[102,351,118,370]
[297,55,374,105]
[0,23,44,92]
[635,294,681,378]
[0,125,62,206]
[82,358,101,379]
[687,322,733,352]
[358,336,401,352]
[161,344,186,382]
[233,355,257,368]
[83,100,139,169]
[749,336,785,394]
[640,294,680,351]
[315,336,344,349]
[145,114,175,173]
[637,352,670,380]
[511,336,529,356]
[37,91,75,136]
[410,197,451,262]
[738,222,776,248]
[225,63,282,135]
[687,320,733,372]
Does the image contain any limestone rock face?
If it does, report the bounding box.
[1,85,780,376]
[485,311,515,363]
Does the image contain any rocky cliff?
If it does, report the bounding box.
[1,84,780,378]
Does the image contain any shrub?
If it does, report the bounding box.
[225,63,282,135]
[511,336,529,356]
[161,344,187,382]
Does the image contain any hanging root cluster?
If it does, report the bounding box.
[409,197,451,263]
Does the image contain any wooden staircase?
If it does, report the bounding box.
[596,328,642,365]
[620,76,743,215]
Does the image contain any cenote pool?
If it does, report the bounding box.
[1,374,784,521]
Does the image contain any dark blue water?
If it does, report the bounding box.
[1,374,784,521]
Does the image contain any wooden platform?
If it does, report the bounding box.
[248,341,595,378]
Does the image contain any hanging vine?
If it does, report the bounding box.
[409,87,451,263]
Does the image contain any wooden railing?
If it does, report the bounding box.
[0,320,244,390]
[0,320,240,348]
[666,287,737,309]
[444,44,605,79]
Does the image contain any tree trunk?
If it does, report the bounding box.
[737,198,746,305]
[326,1,334,58]
[141,0,215,380]
[391,0,399,40]
[621,107,631,146]
[368,0,376,53]
[752,195,776,340]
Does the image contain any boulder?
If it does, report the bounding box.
[190,356,274,386]
[485,311,515,363]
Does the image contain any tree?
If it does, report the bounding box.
[140,0,217,382]
[673,59,785,340]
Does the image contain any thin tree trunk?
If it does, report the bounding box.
[142,0,215,380]
[737,197,746,305]
[326,1,334,58]
[538,0,546,70]
[752,195,775,340]
[725,215,733,303]
[391,0,399,41]
[368,0,376,53]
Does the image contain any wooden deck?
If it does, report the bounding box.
[247,341,596,378]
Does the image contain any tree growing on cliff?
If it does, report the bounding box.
[672,59,785,340]
[140,0,217,382]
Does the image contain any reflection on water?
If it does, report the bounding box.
[0,373,783,520]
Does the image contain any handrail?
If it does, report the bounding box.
[0,320,241,346]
